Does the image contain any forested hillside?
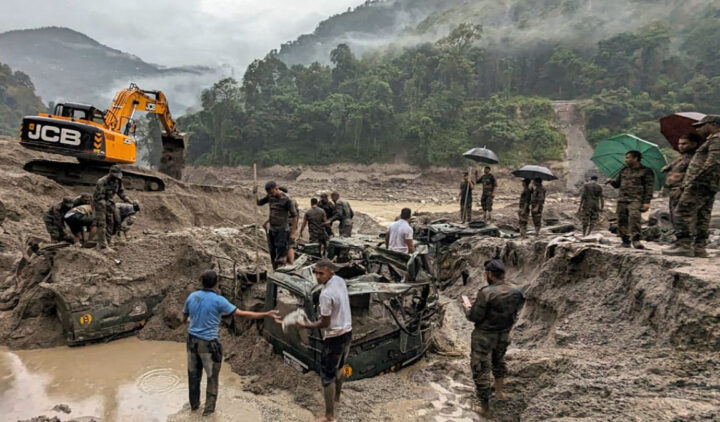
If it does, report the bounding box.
[0,62,45,136]
[178,0,720,167]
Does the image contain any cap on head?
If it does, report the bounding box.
[109,165,123,180]
[590,175,598,181]
[483,259,506,274]
[320,193,328,199]
[691,114,720,127]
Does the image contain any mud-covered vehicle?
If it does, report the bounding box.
[264,239,443,380]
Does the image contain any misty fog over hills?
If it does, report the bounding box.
[0,27,221,112]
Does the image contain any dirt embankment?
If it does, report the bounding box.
[437,237,719,421]
[183,162,570,204]
[2,135,719,421]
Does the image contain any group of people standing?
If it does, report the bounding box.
[256,181,354,268]
[43,165,139,250]
[460,167,548,238]
[583,114,720,256]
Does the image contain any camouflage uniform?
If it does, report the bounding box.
[115,202,138,236]
[609,165,654,242]
[579,181,603,226]
[673,133,720,248]
[0,198,5,227]
[305,206,328,244]
[319,198,335,238]
[663,152,693,224]
[43,198,75,243]
[329,199,354,237]
[460,181,473,223]
[477,174,497,212]
[518,185,531,232]
[530,185,546,233]
[94,174,131,246]
[257,192,297,267]
[466,281,524,402]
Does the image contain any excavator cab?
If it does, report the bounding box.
[53,103,106,124]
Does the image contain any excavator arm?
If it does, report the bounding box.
[105,83,186,179]
[105,83,178,135]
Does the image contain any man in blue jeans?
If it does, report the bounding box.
[183,270,280,416]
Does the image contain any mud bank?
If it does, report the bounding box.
[3,233,718,421]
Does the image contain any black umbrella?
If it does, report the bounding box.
[512,165,557,181]
[463,147,499,164]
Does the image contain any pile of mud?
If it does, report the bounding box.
[436,237,719,421]
[183,162,569,203]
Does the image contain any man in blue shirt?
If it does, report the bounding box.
[183,270,280,416]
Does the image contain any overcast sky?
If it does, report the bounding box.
[0,0,360,70]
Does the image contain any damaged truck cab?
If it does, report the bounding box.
[263,239,442,380]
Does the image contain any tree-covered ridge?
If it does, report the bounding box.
[0,62,45,136]
[180,2,720,167]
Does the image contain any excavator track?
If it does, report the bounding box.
[23,160,165,192]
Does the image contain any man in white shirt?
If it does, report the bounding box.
[386,208,415,254]
[298,258,352,422]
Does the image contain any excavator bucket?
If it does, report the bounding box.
[159,132,187,180]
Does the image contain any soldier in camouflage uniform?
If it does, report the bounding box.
[464,259,524,418]
[530,178,546,237]
[93,165,133,251]
[256,181,298,268]
[606,151,654,249]
[518,179,531,238]
[44,196,76,243]
[476,167,497,221]
[328,192,354,237]
[578,176,604,236]
[664,115,720,258]
[460,172,475,223]
[300,198,329,257]
[662,133,701,225]
[318,193,335,238]
[0,198,6,229]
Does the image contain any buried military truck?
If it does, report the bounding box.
[264,237,443,380]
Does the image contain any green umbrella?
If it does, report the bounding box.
[591,134,667,190]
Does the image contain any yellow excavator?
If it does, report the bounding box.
[19,83,187,191]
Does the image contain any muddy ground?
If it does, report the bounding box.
[1,135,719,421]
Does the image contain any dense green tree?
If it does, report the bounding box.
[0,62,45,136]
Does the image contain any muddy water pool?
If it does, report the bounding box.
[0,337,312,422]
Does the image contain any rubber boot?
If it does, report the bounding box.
[202,392,217,416]
[520,227,527,239]
[694,246,709,258]
[475,398,490,418]
[493,378,506,399]
[323,383,336,421]
[620,237,631,248]
[662,241,694,257]
[534,224,541,237]
[587,224,594,236]
[582,225,588,236]
[631,238,645,250]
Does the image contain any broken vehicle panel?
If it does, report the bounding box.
[262,245,442,381]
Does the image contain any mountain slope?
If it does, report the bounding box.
[278,0,717,65]
[278,0,464,65]
[0,27,217,111]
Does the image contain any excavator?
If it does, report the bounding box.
[19,83,187,191]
